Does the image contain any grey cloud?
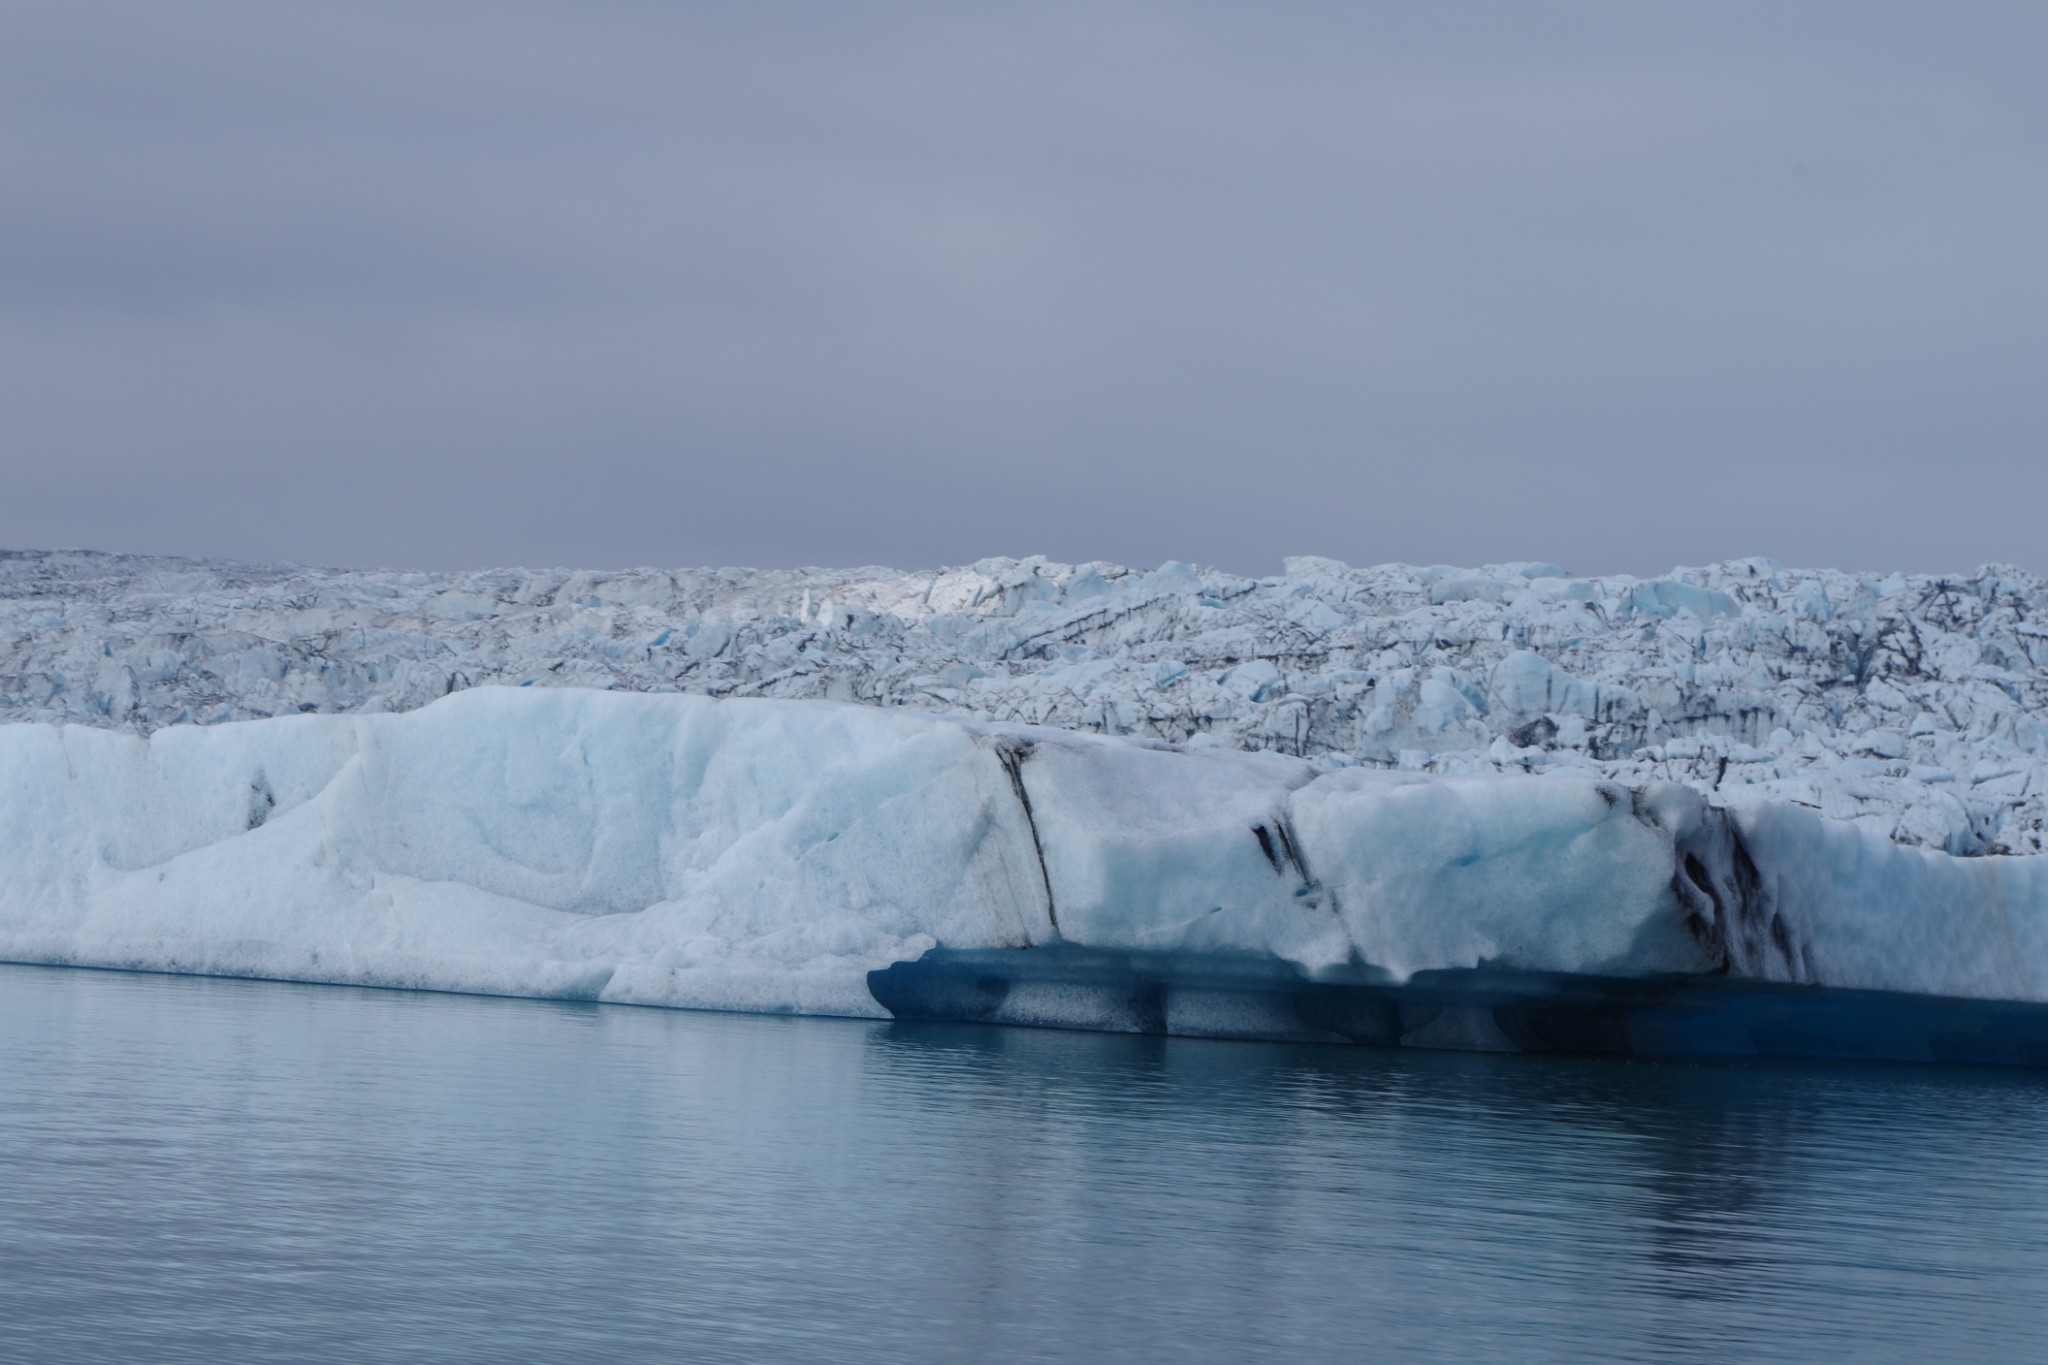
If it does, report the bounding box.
[1,1,2043,576]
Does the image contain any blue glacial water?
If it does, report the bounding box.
[4,963,2047,1364]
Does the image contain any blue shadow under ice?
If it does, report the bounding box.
[870,946,2048,1067]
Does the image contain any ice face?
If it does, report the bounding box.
[3,549,2043,859]
[0,690,1051,1016]
[1,687,2043,1021]
[4,549,2046,1038]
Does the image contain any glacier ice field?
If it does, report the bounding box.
[3,548,2047,1058]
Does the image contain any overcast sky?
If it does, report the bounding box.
[2,2,2043,578]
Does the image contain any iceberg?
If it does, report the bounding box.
[5,686,2046,1063]
[6,548,2047,1062]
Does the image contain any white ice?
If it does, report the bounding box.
[2,686,2042,1014]
[5,549,2044,858]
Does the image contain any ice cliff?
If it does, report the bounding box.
[4,549,2047,1043]
[5,549,2045,857]
[5,687,2044,1020]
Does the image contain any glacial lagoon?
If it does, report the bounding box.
[4,963,2046,1363]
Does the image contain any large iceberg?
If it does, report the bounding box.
[5,549,2047,1061]
[3,686,2046,1061]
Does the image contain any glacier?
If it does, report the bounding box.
[5,548,2044,857]
[4,549,2048,1060]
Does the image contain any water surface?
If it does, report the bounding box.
[3,963,2045,1362]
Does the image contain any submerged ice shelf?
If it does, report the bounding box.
[3,548,2046,1061]
[868,951,2048,1066]
[1,686,2045,1061]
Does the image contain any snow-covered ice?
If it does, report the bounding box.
[5,549,2045,856]
[2,549,2045,1036]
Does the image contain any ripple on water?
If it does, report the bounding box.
[3,963,2046,1364]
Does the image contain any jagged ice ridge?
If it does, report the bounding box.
[4,548,2045,856]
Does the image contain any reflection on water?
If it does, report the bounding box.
[3,964,2045,1363]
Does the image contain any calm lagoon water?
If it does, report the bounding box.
[4,963,2047,1363]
